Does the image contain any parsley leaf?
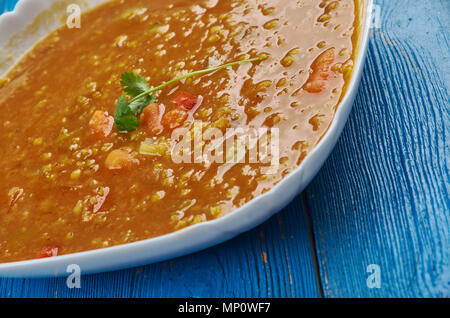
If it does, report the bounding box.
[120,72,151,98]
[115,73,156,131]
[114,95,139,132]
[128,94,157,115]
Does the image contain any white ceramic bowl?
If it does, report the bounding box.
[0,0,373,277]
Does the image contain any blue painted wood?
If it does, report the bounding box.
[305,0,450,298]
[0,0,14,12]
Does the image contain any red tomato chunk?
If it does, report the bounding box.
[303,48,335,93]
[89,110,114,139]
[36,246,59,259]
[92,187,110,213]
[142,103,165,136]
[105,149,140,170]
[172,91,198,110]
[162,109,188,129]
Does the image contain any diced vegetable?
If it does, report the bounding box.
[139,139,169,156]
[303,48,335,93]
[7,187,23,213]
[36,245,59,258]
[142,103,165,136]
[105,149,140,170]
[92,186,110,213]
[162,109,188,129]
[172,91,198,110]
[89,110,114,139]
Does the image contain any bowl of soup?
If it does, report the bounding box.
[0,0,372,276]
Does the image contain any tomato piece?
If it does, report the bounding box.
[92,187,110,213]
[105,149,140,170]
[7,187,23,213]
[303,48,335,93]
[142,103,165,136]
[36,246,59,259]
[162,109,188,130]
[172,91,198,110]
[89,110,114,139]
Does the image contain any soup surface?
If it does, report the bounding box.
[0,0,358,262]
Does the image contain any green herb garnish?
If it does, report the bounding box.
[114,55,266,132]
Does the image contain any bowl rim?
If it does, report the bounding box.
[0,0,374,277]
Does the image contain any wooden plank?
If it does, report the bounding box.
[305,0,449,297]
[0,0,15,11]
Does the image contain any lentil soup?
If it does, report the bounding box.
[0,0,360,262]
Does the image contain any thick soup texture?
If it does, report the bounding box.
[0,0,357,262]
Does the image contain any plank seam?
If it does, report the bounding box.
[302,191,325,298]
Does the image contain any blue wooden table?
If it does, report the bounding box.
[0,0,448,298]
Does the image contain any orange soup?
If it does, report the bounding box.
[0,0,359,262]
